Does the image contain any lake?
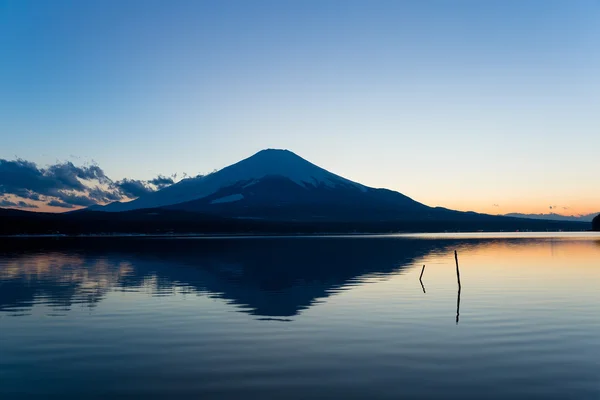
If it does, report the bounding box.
[1,233,599,399]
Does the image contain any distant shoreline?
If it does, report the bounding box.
[2,230,597,239]
[1,206,591,237]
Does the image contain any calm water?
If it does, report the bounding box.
[1,234,599,399]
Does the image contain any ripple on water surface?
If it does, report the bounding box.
[1,234,600,399]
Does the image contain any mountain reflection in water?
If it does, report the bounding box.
[0,236,480,318]
[2,235,600,399]
[3,235,598,319]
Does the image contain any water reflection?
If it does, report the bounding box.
[0,237,459,317]
[456,282,461,325]
[1,235,599,319]
[3,235,600,399]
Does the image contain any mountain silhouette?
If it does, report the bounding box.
[80,149,588,227]
[0,149,592,233]
[505,212,598,222]
[593,214,600,231]
[98,149,427,220]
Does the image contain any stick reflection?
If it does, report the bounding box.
[456,283,461,325]
[417,255,462,324]
[455,251,461,325]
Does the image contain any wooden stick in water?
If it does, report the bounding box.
[419,265,426,294]
[454,250,461,291]
[455,250,461,324]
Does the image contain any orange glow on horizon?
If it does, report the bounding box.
[435,200,599,218]
[4,201,598,216]
[2,187,597,217]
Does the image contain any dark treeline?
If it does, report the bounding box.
[0,208,589,235]
[593,214,600,231]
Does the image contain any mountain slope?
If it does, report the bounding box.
[102,149,369,212]
[165,174,431,221]
[505,212,598,222]
[90,149,591,225]
[101,149,428,220]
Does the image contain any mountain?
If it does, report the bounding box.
[85,149,594,226]
[504,212,598,222]
[3,147,583,234]
[100,149,431,220]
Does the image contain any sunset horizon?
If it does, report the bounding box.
[2,1,598,218]
[1,146,598,216]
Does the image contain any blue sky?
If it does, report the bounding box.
[1,0,599,213]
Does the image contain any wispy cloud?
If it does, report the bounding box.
[0,199,38,209]
[47,199,75,209]
[0,158,181,211]
[114,179,154,198]
[149,175,176,189]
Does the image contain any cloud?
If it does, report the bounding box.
[0,159,59,195]
[0,199,38,208]
[112,174,178,198]
[0,158,179,210]
[17,200,38,208]
[4,188,43,201]
[149,175,175,189]
[88,186,122,203]
[47,200,76,209]
[492,204,499,207]
[0,159,110,196]
[53,192,98,207]
[114,179,153,198]
[17,190,42,201]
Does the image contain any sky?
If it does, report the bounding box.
[1,0,599,214]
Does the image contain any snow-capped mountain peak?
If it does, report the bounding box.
[214,149,365,191]
[102,149,366,212]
